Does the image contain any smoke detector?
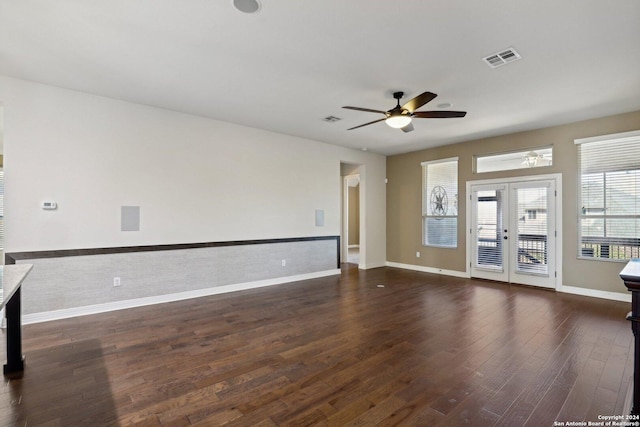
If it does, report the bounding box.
[233,0,261,14]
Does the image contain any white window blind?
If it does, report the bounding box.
[576,130,640,260]
[515,185,549,274]
[422,158,458,248]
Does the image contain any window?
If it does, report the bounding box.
[475,147,552,173]
[0,169,3,251]
[422,158,458,248]
[576,130,640,260]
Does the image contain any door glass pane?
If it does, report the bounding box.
[476,189,504,270]
[516,187,548,274]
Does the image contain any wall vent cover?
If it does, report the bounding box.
[483,47,522,68]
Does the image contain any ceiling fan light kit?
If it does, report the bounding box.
[385,113,412,129]
[343,90,467,133]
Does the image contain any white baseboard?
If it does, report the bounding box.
[385,261,470,278]
[386,261,631,303]
[22,266,629,325]
[559,285,631,303]
[22,269,341,324]
[359,262,387,270]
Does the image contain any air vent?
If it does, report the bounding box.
[323,115,342,123]
[483,47,522,68]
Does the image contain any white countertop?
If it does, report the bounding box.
[0,264,34,310]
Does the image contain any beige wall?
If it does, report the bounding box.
[387,110,640,294]
[348,185,360,245]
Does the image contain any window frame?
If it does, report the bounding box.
[575,130,640,262]
[475,146,553,174]
[421,157,459,249]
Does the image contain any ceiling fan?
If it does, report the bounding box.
[522,150,552,167]
[343,91,466,133]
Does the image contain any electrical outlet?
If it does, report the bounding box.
[113,277,121,287]
[281,259,286,267]
[416,252,421,258]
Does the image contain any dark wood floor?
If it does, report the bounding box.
[0,265,634,426]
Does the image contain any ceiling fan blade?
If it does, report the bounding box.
[413,111,467,118]
[400,122,414,133]
[347,117,386,130]
[401,92,437,113]
[342,106,387,115]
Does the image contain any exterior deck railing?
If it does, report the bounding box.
[580,236,640,259]
[479,234,640,263]
[477,233,548,266]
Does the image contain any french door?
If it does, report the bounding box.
[470,179,556,288]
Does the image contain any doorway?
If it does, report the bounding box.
[468,175,561,289]
[345,175,360,264]
[341,163,363,267]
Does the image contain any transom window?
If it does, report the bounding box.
[476,147,553,173]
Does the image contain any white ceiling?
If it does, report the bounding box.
[1,0,639,155]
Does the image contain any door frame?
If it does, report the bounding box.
[342,173,360,265]
[466,173,563,290]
